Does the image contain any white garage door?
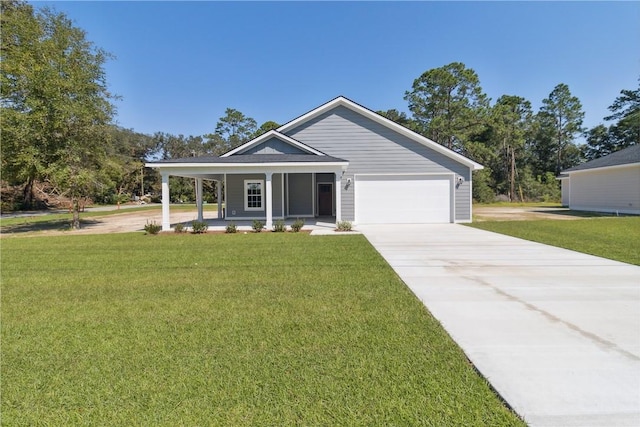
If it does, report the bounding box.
[355,175,452,224]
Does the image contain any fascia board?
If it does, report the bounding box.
[220,130,325,157]
[146,162,349,176]
[564,162,640,175]
[278,96,484,171]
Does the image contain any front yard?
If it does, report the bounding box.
[1,233,524,425]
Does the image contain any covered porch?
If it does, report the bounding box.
[147,155,349,231]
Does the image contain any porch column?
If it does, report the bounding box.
[335,172,342,222]
[195,178,204,222]
[217,181,223,219]
[265,172,273,229]
[161,172,171,231]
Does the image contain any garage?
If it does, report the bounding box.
[355,174,453,224]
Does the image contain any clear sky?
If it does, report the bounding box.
[33,1,640,139]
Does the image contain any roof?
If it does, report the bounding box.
[148,154,347,165]
[562,144,640,173]
[276,96,484,171]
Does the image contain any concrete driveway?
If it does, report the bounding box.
[359,224,640,427]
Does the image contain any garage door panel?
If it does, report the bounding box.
[356,175,451,224]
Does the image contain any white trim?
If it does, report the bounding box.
[281,173,285,219]
[563,162,639,175]
[277,96,484,171]
[244,179,264,211]
[221,130,326,157]
[146,162,348,172]
[223,173,227,219]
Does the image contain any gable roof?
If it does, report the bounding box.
[221,130,326,157]
[277,96,484,171]
[562,144,640,173]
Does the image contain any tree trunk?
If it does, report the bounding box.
[71,198,81,229]
[22,177,34,209]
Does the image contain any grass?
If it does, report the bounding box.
[468,217,640,265]
[1,233,524,426]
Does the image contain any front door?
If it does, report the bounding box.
[317,183,333,216]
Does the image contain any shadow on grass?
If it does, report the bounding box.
[1,218,102,234]
[531,209,630,218]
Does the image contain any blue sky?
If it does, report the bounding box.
[34,1,639,139]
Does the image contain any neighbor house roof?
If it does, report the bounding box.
[562,144,640,173]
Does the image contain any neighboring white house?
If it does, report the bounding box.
[559,144,640,215]
[147,96,484,231]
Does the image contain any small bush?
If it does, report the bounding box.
[144,220,162,235]
[191,220,208,234]
[336,220,352,232]
[225,222,237,234]
[252,220,264,233]
[174,223,186,233]
[291,218,304,233]
[272,219,286,232]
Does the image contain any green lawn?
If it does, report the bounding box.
[468,217,640,265]
[1,233,524,426]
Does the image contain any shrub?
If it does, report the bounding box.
[225,222,237,234]
[174,223,186,233]
[290,218,304,233]
[336,220,352,232]
[191,220,208,234]
[272,219,286,232]
[144,220,162,235]
[252,220,264,233]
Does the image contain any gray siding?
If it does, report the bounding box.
[241,137,308,155]
[287,173,313,216]
[285,106,472,221]
[226,173,283,218]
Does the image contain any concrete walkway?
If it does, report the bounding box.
[359,224,640,427]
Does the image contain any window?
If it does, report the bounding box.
[244,180,264,211]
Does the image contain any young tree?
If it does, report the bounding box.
[536,83,584,175]
[1,1,116,227]
[404,62,490,153]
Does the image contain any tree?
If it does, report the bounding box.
[404,62,489,152]
[376,109,417,130]
[604,77,640,146]
[583,79,638,161]
[536,83,584,175]
[204,108,257,155]
[489,95,533,201]
[253,120,280,138]
[1,1,116,227]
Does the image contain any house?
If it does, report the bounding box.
[146,96,484,231]
[559,144,640,214]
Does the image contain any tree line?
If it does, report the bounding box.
[1,1,638,226]
[383,62,638,203]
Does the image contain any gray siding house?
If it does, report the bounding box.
[147,96,484,231]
